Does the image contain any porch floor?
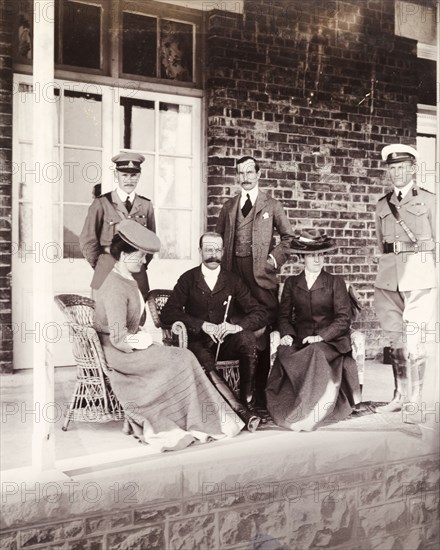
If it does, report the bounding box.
[0,359,425,471]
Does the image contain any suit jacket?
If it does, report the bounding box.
[79,190,156,289]
[215,190,292,289]
[161,266,267,342]
[279,270,352,354]
[374,184,437,291]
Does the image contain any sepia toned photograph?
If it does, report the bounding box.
[0,0,438,549]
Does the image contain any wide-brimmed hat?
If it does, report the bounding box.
[117,219,161,254]
[290,228,337,254]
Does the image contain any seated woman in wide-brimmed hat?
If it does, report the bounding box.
[93,219,245,451]
[266,228,361,431]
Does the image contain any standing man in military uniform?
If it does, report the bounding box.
[80,152,156,300]
[374,144,437,415]
[216,156,293,408]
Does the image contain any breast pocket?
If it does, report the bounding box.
[378,210,396,240]
[101,217,119,244]
[133,214,148,227]
[405,203,432,237]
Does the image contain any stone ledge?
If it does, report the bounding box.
[1,428,438,549]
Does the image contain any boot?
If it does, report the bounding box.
[239,354,259,411]
[207,369,261,432]
[376,348,408,413]
[402,353,426,422]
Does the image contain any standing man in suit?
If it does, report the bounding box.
[374,144,437,416]
[80,152,156,300]
[161,232,267,431]
[215,156,293,406]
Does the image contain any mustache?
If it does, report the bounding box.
[205,257,221,264]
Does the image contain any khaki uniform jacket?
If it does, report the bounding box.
[215,190,293,290]
[374,184,437,292]
[79,190,156,290]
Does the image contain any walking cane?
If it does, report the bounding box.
[215,295,232,362]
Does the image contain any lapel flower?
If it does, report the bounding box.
[262,212,269,219]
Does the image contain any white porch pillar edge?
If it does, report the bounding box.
[31,0,56,470]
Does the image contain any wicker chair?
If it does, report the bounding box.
[146,289,241,393]
[54,294,125,431]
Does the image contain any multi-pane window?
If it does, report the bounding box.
[118,96,196,259]
[121,12,195,82]
[56,1,102,69]
[14,0,201,85]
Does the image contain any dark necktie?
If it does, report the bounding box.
[125,196,132,213]
[241,193,252,217]
[397,191,403,202]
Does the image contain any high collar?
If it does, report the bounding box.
[201,264,221,279]
[240,186,259,206]
[394,180,415,201]
[116,187,136,203]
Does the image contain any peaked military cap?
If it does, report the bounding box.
[381,144,419,165]
[117,219,160,254]
[112,152,145,173]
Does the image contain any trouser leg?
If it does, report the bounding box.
[206,369,260,432]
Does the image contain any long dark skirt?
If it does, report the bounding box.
[266,342,361,431]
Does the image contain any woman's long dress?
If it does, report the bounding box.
[266,270,360,431]
[94,270,244,451]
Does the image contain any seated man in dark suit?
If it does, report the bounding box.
[161,232,268,431]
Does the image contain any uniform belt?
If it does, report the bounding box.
[383,241,434,254]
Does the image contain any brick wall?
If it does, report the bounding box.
[0,0,13,373]
[206,0,418,359]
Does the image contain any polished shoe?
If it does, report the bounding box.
[242,412,261,432]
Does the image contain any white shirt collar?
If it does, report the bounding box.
[116,188,136,203]
[201,264,221,290]
[201,264,221,278]
[394,181,415,200]
[304,268,321,290]
[240,186,259,207]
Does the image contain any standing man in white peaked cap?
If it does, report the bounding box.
[374,144,437,416]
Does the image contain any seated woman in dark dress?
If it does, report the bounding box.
[266,228,361,431]
[94,219,244,451]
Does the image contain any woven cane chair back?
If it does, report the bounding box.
[146,289,175,346]
[54,294,124,430]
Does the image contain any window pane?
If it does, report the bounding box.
[120,98,155,151]
[18,145,60,202]
[61,1,101,69]
[18,205,59,254]
[64,91,102,147]
[160,20,193,82]
[133,155,155,203]
[16,0,33,61]
[157,157,191,208]
[122,13,157,77]
[64,149,102,203]
[416,58,436,106]
[157,210,191,259]
[64,204,90,259]
[18,203,32,249]
[159,102,192,155]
